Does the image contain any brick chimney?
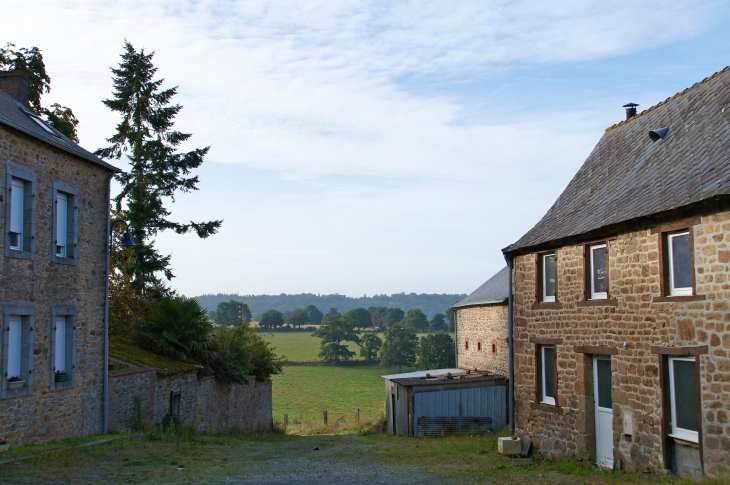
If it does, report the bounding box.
[0,70,30,108]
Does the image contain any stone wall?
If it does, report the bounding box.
[456,304,508,375]
[0,125,110,445]
[511,212,730,478]
[109,370,273,433]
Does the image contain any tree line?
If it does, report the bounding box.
[209,300,455,333]
[193,292,465,320]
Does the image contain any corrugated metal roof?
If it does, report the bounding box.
[0,89,120,173]
[507,66,730,253]
[451,266,509,308]
[381,368,465,380]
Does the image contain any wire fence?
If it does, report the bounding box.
[275,408,385,432]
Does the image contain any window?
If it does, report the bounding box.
[465,338,469,351]
[667,231,692,296]
[4,163,37,260]
[589,244,607,299]
[9,178,24,249]
[1,302,35,399]
[668,357,698,442]
[50,181,79,264]
[491,339,497,355]
[50,304,76,391]
[542,253,556,302]
[477,339,482,352]
[541,345,556,405]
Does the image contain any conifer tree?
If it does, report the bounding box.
[97,41,222,298]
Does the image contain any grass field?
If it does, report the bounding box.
[262,331,418,425]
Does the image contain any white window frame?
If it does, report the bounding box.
[668,231,692,296]
[50,181,79,265]
[590,243,608,300]
[542,253,556,302]
[49,303,77,391]
[55,192,68,257]
[4,163,37,260]
[1,302,35,400]
[541,345,556,405]
[668,356,699,443]
[9,178,24,250]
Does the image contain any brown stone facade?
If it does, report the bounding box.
[456,304,508,375]
[109,369,273,433]
[511,211,730,478]
[0,124,112,445]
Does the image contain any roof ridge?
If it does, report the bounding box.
[605,65,730,132]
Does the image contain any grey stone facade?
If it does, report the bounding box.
[0,123,114,445]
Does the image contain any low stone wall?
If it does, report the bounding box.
[109,370,272,433]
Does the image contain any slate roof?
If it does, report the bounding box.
[507,66,730,253]
[451,266,509,308]
[0,88,120,173]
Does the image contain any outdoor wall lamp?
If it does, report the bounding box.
[109,219,136,250]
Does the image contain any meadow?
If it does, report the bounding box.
[262,331,423,425]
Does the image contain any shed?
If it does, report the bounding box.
[383,369,508,437]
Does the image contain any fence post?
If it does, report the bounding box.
[323,410,328,425]
[356,408,360,425]
[284,414,288,426]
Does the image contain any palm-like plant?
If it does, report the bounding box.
[134,297,217,363]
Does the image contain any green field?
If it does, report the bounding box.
[262,331,419,424]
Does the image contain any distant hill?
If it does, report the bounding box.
[191,292,466,319]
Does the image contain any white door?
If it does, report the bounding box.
[594,356,613,468]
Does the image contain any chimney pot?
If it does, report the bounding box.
[0,70,30,108]
[622,103,639,121]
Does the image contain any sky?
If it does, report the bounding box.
[3,1,729,297]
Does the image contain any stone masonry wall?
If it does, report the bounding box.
[456,304,508,375]
[109,370,273,433]
[512,212,730,478]
[0,125,110,445]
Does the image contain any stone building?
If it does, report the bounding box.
[0,72,120,444]
[452,266,509,375]
[108,337,272,433]
[503,67,730,478]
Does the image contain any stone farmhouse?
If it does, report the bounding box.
[452,266,509,375]
[0,71,120,444]
[502,67,730,479]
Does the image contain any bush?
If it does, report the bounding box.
[209,324,286,383]
[134,297,217,363]
[416,332,455,369]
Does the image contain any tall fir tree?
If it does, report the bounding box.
[97,41,222,298]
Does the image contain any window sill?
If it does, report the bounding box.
[652,295,706,303]
[4,248,35,260]
[669,434,699,448]
[50,254,79,266]
[531,301,563,310]
[530,402,564,415]
[576,299,618,307]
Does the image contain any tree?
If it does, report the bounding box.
[367,307,404,330]
[429,313,448,333]
[259,309,283,331]
[134,297,217,363]
[0,43,80,141]
[214,300,250,326]
[446,307,455,332]
[312,314,360,364]
[379,322,418,373]
[359,333,382,362]
[416,332,455,369]
[325,307,339,318]
[289,308,310,329]
[306,304,323,324]
[346,307,372,331]
[403,308,429,332]
[96,41,222,299]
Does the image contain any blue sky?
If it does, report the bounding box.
[3,1,730,297]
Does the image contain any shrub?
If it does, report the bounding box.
[134,297,217,363]
[209,324,285,383]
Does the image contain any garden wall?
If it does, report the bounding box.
[109,369,272,433]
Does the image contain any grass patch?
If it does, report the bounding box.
[1,432,131,458]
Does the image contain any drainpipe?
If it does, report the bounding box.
[103,173,113,434]
[453,308,458,368]
[506,253,515,436]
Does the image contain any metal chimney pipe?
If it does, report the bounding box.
[623,103,639,120]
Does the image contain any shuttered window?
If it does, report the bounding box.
[9,178,24,250]
[54,316,66,373]
[7,316,22,379]
[56,192,68,257]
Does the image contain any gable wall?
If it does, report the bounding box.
[456,304,508,375]
[511,210,730,477]
[0,124,110,445]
